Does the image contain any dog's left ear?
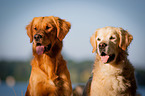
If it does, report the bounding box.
[118,28,133,51]
[57,19,71,41]
[90,32,97,53]
[51,16,71,41]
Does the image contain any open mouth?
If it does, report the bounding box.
[100,52,115,63]
[36,43,51,55]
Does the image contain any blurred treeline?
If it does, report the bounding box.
[0,59,145,86]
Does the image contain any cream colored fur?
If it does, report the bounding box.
[90,26,137,96]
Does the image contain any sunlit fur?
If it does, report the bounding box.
[84,26,137,96]
[25,16,72,96]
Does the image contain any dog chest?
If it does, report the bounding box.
[90,65,128,96]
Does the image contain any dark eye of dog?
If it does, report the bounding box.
[110,36,115,40]
[97,38,101,41]
[46,26,51,30]
[34,27,37,30]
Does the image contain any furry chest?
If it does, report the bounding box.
[91,73,128,96]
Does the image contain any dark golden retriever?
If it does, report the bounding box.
[25,16,72,96]
[83,26,137,96]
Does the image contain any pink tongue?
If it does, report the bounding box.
[36,46,44,55]
[101,55,109,63]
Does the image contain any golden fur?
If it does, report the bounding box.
[83,26,137,96]
[25,16,72,96]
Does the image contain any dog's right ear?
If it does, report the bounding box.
[26,22,33,43]
[90,32,97,53]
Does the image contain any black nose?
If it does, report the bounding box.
[99,43,107,49]
[34,34,42,41]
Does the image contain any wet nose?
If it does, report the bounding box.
[34,34,42,41]
[99,43,107,49]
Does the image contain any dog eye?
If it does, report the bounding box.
[110,36,115,40]
[97,38,101,41]
[34,27,37,30]
[46,26,51,30]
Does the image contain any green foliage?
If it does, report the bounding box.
[0,60,31,81]
[136,69,145,86]
[67,60,93,83]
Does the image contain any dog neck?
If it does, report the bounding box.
[34,54,58,80]
[32,40,63,80]
[47,40,62,58]
[115,48,128,64]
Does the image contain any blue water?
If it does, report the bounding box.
[0,82,28,96]
[0,82,145,96]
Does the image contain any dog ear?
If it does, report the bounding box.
[57,19,71,41]
[118,28,133,51]
[26,22,33,43]
[51,16,71,41]
[90,32,97,53]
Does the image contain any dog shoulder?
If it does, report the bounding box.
[83,76,92,96]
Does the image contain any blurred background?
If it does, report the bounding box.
[0,0,145,96]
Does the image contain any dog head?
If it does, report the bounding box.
[26,16,71,55]
[90,26,133,64]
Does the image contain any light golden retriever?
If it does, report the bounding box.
[83,26,137,96]
[25,16,72,96]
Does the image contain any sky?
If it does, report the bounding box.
[0,0,145,68]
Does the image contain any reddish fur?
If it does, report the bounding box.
[25,16,72,96]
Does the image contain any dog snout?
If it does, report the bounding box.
[99,43,107,49]
[34,34,43,41]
